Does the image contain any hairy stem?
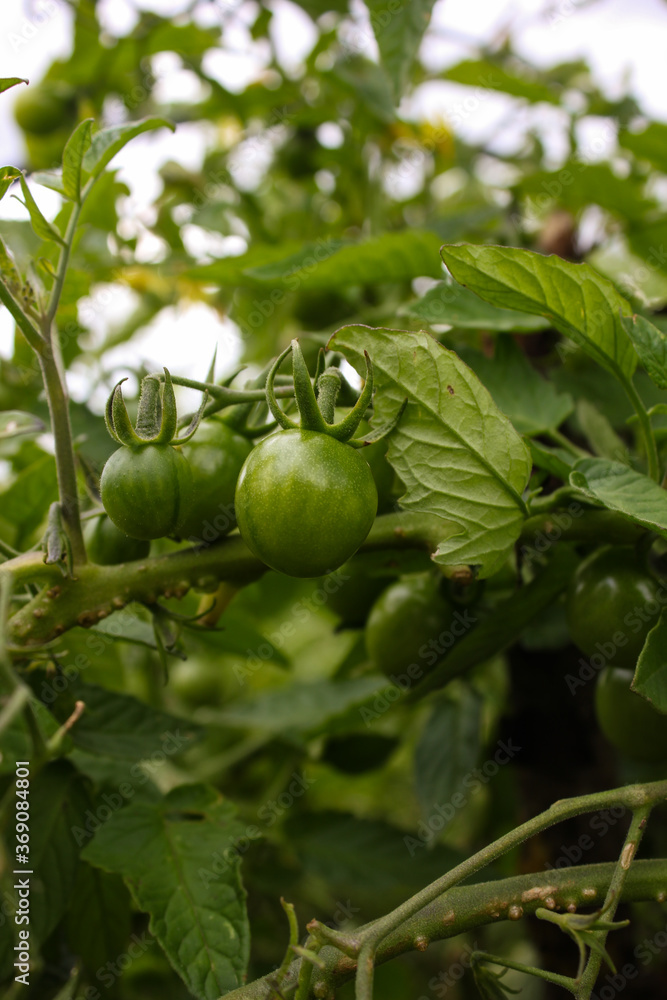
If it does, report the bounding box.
[624,378,660,482]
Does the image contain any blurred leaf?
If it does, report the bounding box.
[331,326,531,577]
[444,58,559,104]
[144,22,220,56]
[365,0,437,104]
[334,56,396,123]
[16,175,65,246]
[520,162,653,222]
[0,410,44,440]
[0,78,28,93]
[29,170,67,196]
[462,339,573,436]
[414,686,483,817]
[82,117,175,182]
[570,458,667,536]
[621,313,667,390]
[406,277,550,331]
[0,454,58,541]
[575,399,628,462]
[528,440,575,481]
[441,244,636,383]
[633,610,667,713]
[620,121,667,173]
[65,864,131,975]
[63,119,94,201]
[0,166,21,202]
[83,785,250,999]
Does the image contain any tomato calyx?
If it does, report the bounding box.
[105,367,207,448]
[265,339,405,447]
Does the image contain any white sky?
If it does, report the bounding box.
[1,0,667,391]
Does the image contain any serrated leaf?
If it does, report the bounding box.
[0,410,45,440]
[62,119,93,201]
[330,326,532,577]
[463,339,573,436]
[621,313,667,390]
[414,686,482,817]
[82,785,250,999]
[216,676,387,735]
[82,117,175,182]
[441,244,636,383]
[15,175,65,246]
[632,610,667,714]
[29,674,202,759]
[405,277,550,332]
[0,166,21,202]
[65,863,131,975]
[570,458,667,536]
[0,78,27,94]
[365,0,437,104]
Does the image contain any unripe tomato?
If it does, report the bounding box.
[177,418,252,542]
[595,667,667,763]
[566,547,661,669]
[100,444,193,540]
[14,83,76,135]
[85,515,150,565]
[235,429,377,578]
[365,573,458,677]
[335,410,396,512]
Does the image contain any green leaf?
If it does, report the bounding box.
[334,55,397,123]
[65,864,131,975]
[0,78,27,94]
[82,117,175,182]
[520,162,653,223]
[15,175,65,246]
[444,58,559,104]
[23,760,90,945]
[621,313,667,390]
[414,686,483,817]
[0,454,58,541]
[620,121,667,173]
[62,119,94,201]
[30,170,67,196]
[462,339,573,436]
[575,399,628,463]
[0,410,45,440]
[405,277,550,332]
[0,166,21,202]
[216,676,387,735]
[82,785,250,999]
[440,244,636,383]
[365,0,437,104]
[528,440,575,481]
[330,326,532,577]
[29,674,202,759]
[633,610,667,714]
[246,230,444,290]
[570,458,667,537]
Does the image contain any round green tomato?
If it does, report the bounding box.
[365,573,457,677]
[595,667,667,763]
[177,418,252,542]
[14,84,76,135]
[566,547,661,669]
[322,733,398,774]
[85,515,150,565]
[100,444,193,541]
[335,410,396,512]
[234,429,377,578]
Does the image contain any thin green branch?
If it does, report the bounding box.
[624,378,660,482]
[472,951,576,993]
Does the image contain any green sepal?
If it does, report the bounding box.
[291,339,327,432]
[135,374,162,440]
[348,397,408,448]
[153,368,178,444]
[173,382,209,445]
[42,502,74,578]
[266,343,299,430]
[315,366,342,424]
[324,351,374,442]
[109,380,144,447]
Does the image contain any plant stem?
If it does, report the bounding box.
[472,951,576,993]
[0,281,44,353]
[546,428,590,459]
[624,378,660,482]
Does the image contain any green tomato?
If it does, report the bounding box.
[595,667,667,763]
[85,515,150,565]
[14,83,76,135]
[365,573,457,677]
[335,410,396,512]
[177,418,252,542]
[566,547,661,669]
[100,444,193,540]
[235,429,377,578]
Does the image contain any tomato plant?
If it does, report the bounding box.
[3,6,667,999]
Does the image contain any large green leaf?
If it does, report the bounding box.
[570,458,667,536]
[82,118,175,182]
[83,785,249,1000]
[440,244,637,383]
[621,313,667,390]
[65,864,131,975]
[62,119,94,202]
[414,686,483,817]
[462,339,573,436]
[633,611,667,714]
[29,675,202,760]
[406,277,550,332]
[365,0,437,104]
[330,326,532,577]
